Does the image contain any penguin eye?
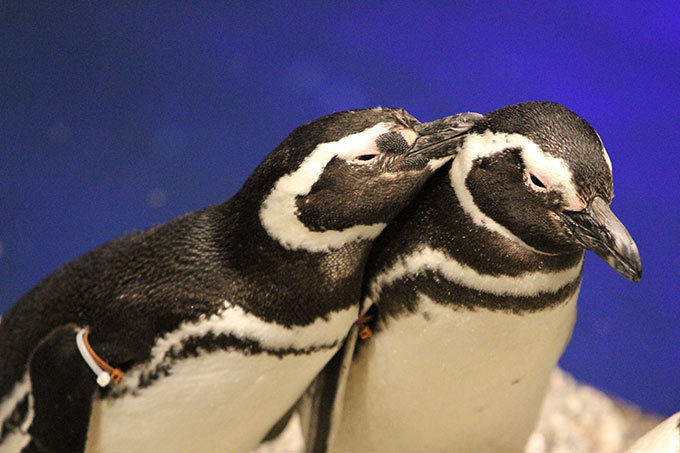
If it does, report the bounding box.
[353,153,379,163]
[528,173,547,190]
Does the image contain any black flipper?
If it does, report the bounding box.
[299,324,359,453]
[23,324,97,453]
[19,323,145,453]
[261,406,295,443]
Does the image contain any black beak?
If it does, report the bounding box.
[404,112,483,162]
[560,197,642,281]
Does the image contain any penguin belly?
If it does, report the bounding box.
[82,304,358,453]
[86,348,337,453]
[334,292,578,453]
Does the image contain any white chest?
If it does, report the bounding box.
[87,347,338,453]
[0,303,359,453]
[333,291,578,453]
[83,304,359,453]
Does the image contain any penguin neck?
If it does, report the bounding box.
[234,186,376,265]
[216,193,374,326]
[369,169,581,279]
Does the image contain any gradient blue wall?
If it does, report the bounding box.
[1,3,678,415]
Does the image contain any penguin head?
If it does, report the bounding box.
[257,108,478,252]
[451,101,641,281]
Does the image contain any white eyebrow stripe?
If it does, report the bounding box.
[259,123,392,252]
[450,131,582,251]
[595,130,613,173]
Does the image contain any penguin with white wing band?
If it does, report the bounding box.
[308,102,642,453]
[0,108,479,453]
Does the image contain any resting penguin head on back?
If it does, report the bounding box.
[224,107,480,325]
[255,108,472,253]
[0,107,479,453]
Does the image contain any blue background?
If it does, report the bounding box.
[1,3,678,415]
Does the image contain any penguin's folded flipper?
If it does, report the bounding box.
[23,324,140,453]
[24,324,98,453]
[261,406,295,443]
[299,324,360,453]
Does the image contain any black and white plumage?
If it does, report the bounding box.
[323,102,642,453]
[0,108,477,453]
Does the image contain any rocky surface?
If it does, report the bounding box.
[526,369,662,453]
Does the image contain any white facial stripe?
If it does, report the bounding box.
[116,302,358,394]
[398,129,418,146]
[450,131,582,251]
[365,246,583,309]
[519,136,586,211]
[595,130,613,173]
[260,123,393,251]
[520,139,573,193]
[602,147,612,173]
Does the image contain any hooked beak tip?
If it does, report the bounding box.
[563,197,642,282]
[607,251,642,282]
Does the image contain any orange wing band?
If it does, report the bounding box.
[82,330,125,384]
[357,314,374,340]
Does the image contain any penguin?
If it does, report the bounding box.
[626,412,680,453]
[311,102,643,453]
[0,107,479,453]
